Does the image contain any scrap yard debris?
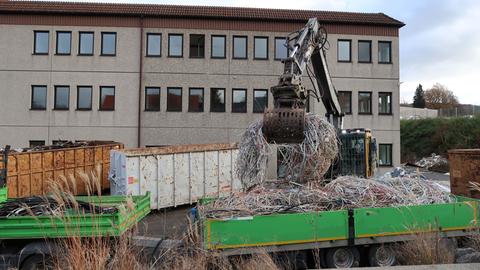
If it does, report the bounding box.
[199,176,453,218]
[236,114,338,189]
[415,153,449,172]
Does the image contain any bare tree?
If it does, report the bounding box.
[424,83,459,109]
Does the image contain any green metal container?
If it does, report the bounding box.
[0,187,7,204]
[0,193,150,239]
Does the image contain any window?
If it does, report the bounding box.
[101,32,116,56]
[274,37,288,60]
[358,92,372,114]
[189,34,205,58]
[379,92,392,115]
[233,36,247,59]
[210,88,225,112]
[54,86,70,110]
[379,144,393,166]
[338,91,352,114]
[56,31,71,55]
[188,88,204,112]
[77,86,92,110]
[168,34,183,57]
[29,140,45,148]
[146,33,161,57]
[253,89,268,113]
[254,37,268,60]
[378,41,392,63]
[99,86,115,110]
[358,40,371,63]
[31,85,47,110]
[34,31,49,54]
[145,87,160,111]
[167,87,182,112]
[232,89,247,113]
[337,40,351,62]
[79,32,94,55]
[211,35,226,58]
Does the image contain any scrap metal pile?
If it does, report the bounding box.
[200,176,453,218]
[236,114,338,189]
[415,153,449,172]
[0,196,118,217]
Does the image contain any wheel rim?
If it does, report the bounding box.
[375,246,396,266]
[333,248,354,268]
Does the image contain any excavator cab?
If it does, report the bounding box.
[336,129,377,178]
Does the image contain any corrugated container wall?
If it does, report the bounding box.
[449,149,480,198]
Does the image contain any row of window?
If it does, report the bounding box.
[337,40,392,64]
[34,31,116,56]
[338,91,392,115]
[30,85,269,113]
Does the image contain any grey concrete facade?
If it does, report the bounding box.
[0,9,402,173]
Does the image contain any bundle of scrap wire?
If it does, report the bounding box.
[236,114,338,189]
[0,196,118,217]
[200,176,453,218]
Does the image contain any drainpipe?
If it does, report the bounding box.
[137,16,144,147]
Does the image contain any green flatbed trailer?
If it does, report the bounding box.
[201,197,479,267]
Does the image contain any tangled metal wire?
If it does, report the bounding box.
[199,176,453,219]
[236,114,338,189]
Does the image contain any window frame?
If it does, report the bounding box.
[99,86,115,111]
[378,91,393,115]
[232,88,247,113]
[55,31,72,55]
[337,39,352,63]
[274,37,289,61]
[53,85,70,111]
[144,87,161,112]
[358,91,372,115]
[166,87,183,112]
[253,89,268,113]
[29,140,45,148]
[30,85,47,110]
[210,88,226,112]
[211,35,226,59]
[33,30,49,55]
[146,33,162,57]
[168,34,184,58]
[378,41,392,64]
[379,143,393,167]
[338,91,352,115]
[100,32,117,56]
[358,40,372,63]
[253,36,269,60]
[76,85,93,111]
[78,31,94,56]
[232,35,248,60]
[189,34,205,59]
[188,87,204,112]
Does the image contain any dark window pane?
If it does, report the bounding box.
[379,144,392,166]
[79,32,94,55]
[54,86,70,110]
[358,41,371,63]
[167,88,182,111]
[77,86,92,110]
[147,34,161,56]
[358,92,372,114]
[211,36,225,58]
[56,32,71,54]
[338,40,351,62]
[254,37,268,59]
[379,92,392,114]
[233,36,247,59]
[34,31,49,54]
[338,91,352,114]
[168,34,183,57]
[232,89,247,112]
[253,89,268,113]
[379,41,391,63]
[188,88,204,112]
[145,87,160,111]
[275,37,288,59]
[29,140,45,147]
[189,34,205,58]
[100,86,115,110]
[210,88,225,112]
[31,86,47,110]
[101,33,116,55]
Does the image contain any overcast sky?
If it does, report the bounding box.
[53,0,480,105]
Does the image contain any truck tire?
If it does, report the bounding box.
[21,254,53,270]
[325,247,360,268]
[368,244,396,267]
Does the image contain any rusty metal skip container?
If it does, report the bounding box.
[448,149,480,198]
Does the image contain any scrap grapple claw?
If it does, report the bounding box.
[262,108,305,144]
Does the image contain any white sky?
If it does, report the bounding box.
[37,0,480,105]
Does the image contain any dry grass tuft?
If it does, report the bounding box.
[395,232,455,265]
